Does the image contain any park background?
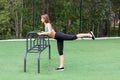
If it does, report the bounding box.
[0,0,120,80]
[0,0,120,40]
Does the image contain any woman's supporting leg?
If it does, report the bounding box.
[59,55,64,68]
[57,40,64,68]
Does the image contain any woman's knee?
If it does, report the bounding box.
[59,53,63,55]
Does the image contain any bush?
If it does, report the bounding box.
[110,27,119,37]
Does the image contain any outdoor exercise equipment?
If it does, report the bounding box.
[24,31,51,73]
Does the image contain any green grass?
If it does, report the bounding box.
[0,39,120,80]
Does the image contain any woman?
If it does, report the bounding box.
[37,14,95,71]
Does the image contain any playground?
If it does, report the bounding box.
[0,39,120,80]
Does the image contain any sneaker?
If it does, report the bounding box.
[89,31,95,40]
[56,67,64,71]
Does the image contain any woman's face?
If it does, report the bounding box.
[41,17,45,23]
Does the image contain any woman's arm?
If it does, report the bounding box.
[37,23,53,36]
[37,31,51,35]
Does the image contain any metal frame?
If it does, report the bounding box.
[24,31,51,73]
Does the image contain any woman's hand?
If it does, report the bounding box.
[37,31,44,35]
[37,31,50,36]
[37,32,42,35]
[41,31,44,33]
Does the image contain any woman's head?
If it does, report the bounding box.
[41,14,50,23]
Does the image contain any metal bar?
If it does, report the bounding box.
[48,37,51,59]
[30,34,32,49]
[37,37,38,45]
[24,31,51,73]
[26,36,28,51]
[38,52,40,73]
[42,36,44,48]
[38,45,41,73]
[24,52,27,72]
[49,45,51,59]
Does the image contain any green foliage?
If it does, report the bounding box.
[0,0,12,39]
[110,27,119,36]
[111,0,120,36]
[82,0,112,36]
[0,0,119,39]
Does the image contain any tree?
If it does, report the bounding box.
[9,0,23,39]
[111,0,120,36]
[82,0,112,37]
[0,0,118,39]
[0,0,11,39]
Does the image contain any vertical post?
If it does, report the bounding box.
[48,38,51,59]
[38,45,41,73]
[80,0,83,33]
[24,52,27,72]
[33,0,36,31]
[30,34,32,48]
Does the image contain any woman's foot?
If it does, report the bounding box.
[56,67,64,71]
[89,31,95,40]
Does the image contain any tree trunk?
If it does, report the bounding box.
[10,0,19,39]
[19,16,22,38]
[15,10,19,39]
[19,0,23,38]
